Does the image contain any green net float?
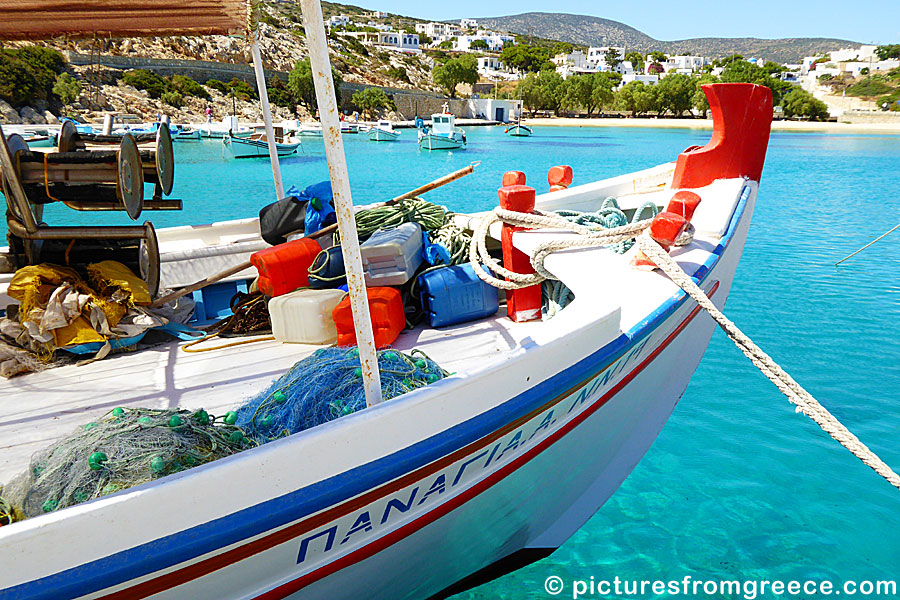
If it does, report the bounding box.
[83,422,97,431]
[42,499,58,513]
[272,391,287,405]
[32,464,44,477]
[415,359,426,369]
[224,411,237,425]
[353,367,362,378]
[111,407,124,418]
[73,490,89,503]
[138,416,152,424]
[385,352,397,360]
[401,378,411,387]
[311,197,322,211]
[259,415,274,428]
[426,373,439,383]
[150,456,166,474]
[193,409,210,426]
[88,452,108,471]
[168,414,183,428]
[101,483,122,496]
[349,347,359,357]
[229,430,244,444]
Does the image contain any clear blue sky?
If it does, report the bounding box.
[364,0,897,44]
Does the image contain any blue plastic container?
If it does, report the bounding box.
[190,278,250,324]
[418,264,499,328]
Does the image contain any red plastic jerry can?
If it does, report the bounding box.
[332,287,405,348]
[251,237,322,297]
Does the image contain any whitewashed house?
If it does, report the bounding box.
[455,30,515,52]
[586,46,625,71]
[415,22,461,39]
[325,14,352,29]
[377,31,420,52]
[460,19,478,29]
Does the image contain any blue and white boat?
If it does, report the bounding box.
[224,132,301,158]
[368,119,400,142]
[418,106,466,150]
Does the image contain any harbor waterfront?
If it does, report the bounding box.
[5,124,896,597]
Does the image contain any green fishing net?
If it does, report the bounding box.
[2,407,252,519]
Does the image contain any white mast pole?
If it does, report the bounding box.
[250,29,286,200]
[299,0,383,407]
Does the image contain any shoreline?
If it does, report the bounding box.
[521,117,900,135]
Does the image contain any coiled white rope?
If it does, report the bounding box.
[468,208,651,289]
[637,235,900,491]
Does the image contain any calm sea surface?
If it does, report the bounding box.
[11,125,900,598]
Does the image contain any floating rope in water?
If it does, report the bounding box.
[236,347,449,443]
[2,407,252,519]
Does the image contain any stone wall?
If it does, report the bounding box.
[66,51,286,84]
[839,110,900,124]
[391,93,466,119]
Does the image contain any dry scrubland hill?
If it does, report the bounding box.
[474,12,857,63]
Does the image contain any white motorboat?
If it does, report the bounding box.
[198,116,253,139]
[367,120,400,142]
[505,123,533,137]
[418,105,466,150]
[224,132,301,158]
[297,123,324,137]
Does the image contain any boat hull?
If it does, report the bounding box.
[368,128,400,142]
[225,137,300,158]
[418,133,464,150]
[506,125,532,137]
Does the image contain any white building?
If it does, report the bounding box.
[552,50,589,69]
[664,55,705,72]
[415,22,461,39]
[460,19,478,29]
[465,98,522,122]
[454,30,515,52]
[369,11,388,18]
[830,45,878,63]
[619,73,659,87]
[325,15,351,29]
[377,31,420,52]
[586,46,625,71]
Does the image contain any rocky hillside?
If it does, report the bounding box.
[473,12,858,63]
[2,1,442,124]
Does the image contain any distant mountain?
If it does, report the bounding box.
[471,12,858,63]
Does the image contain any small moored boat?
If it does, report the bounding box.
[418,105,466,150]
[224,132,301,158]
[367,120,400,142]
[505,123,533,137]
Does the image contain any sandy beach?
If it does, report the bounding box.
[522,117,900,135]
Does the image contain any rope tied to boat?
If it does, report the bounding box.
[469,207,653,290]
[636,235,900,492]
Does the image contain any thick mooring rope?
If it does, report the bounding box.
[472,206,900,491]
[636,235,900,491]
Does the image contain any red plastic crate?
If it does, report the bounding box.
[332,287,405,348]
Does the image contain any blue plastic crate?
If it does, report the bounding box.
[189,278,251,325]
[418,264,499,328]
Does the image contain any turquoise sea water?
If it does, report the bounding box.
[9,126,900,598]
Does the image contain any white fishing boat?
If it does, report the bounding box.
[297,123,324,137]
[224,132,301,158]
[367,119,400,142]
[418,105,466,150]
[505,123,533,137]
[0,3,781,599]
[198,116,254,139]
[173,127,202,142]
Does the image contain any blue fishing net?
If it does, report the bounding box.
[236,347,449,443]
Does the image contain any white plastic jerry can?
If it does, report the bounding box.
[268,288,346,344]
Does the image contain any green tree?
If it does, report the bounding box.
[648,62,664,75]
[500,44,552,73]
[712,54,744,68]
[650,51,667,63]
[352,87,393,118]
[267,77,296,112]
[782,88,829,120]
[52,72,81,104]
[288,58,342,112]
[515,69,565,114]
[617,81,658,116]
[604,48,622,70]
[161,91,183,108]
[655,73,697,116]
[875,45,900,60]
[470,39,489,51]
[122,69,169,99]
[762,61,786,75]
[624,51,645,72]
[720,59,793,105]
[691,74,719,116]
[170,74,211,100]
[562,73,614,116]
[551,42,574,56]
[432,54,478,98]
[0,46,67,107]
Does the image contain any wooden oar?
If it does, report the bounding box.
[149,162,480,308]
